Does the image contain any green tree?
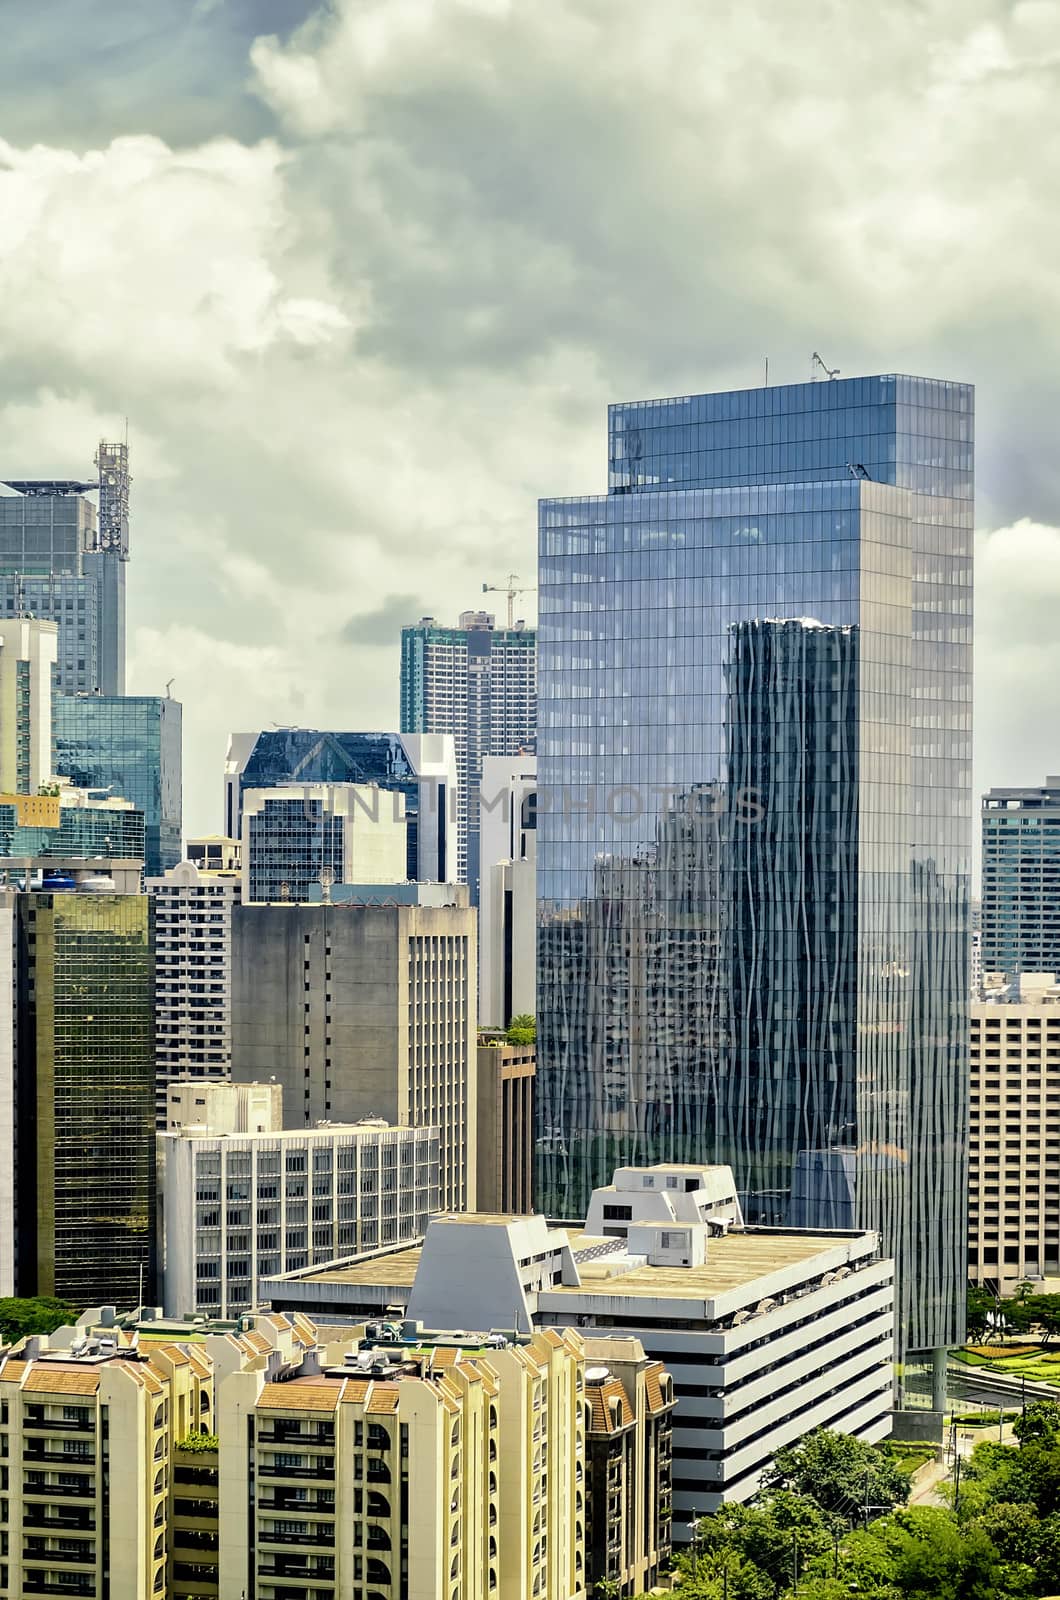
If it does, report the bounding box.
[764,1428,908,1520]
[842,1507,1003,1600]
[506,1013,536,1045]
[968,1282,999,1343]
[0,1296,78,1344]
[1012,1401,1060,1446]
[693,1493,833,1595]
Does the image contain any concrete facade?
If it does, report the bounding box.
[231,898,476,1210]
[0,617,57,794]
[149,853,242,1126]
[476,1038,535,1214]
[969,979,1060,1292]
[261,1165,895,1527]
[158,1118,439,1319]
[241,781,409,903]
[478,752,536,1028]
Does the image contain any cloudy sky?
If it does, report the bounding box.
[1,0,1058,838]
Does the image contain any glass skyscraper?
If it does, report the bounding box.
[0,441,129,696]
[981,779,1060,985]
[53,695,182,876]
[537,374,972,1357]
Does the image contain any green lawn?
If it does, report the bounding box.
[954,1346,1060,1386]
[886,1442,938,1476]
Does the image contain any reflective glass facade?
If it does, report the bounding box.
[0,800,145,861]
[234,730,423,882]
[53,695,182,876]
[16,892,154,1306]
[245,793,347,903]
[0,491,125,695]
[538,374,972,1355]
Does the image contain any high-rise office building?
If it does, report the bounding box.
[401,611,536,895]
[0,617,57,793]
[157,1087,439,1318]
[4,870,154,1307]
[968,974,1060,1292]
[149,846,242,1124]
[231,892,476,1210]
[53,692,182,875]
[0,785,145,863]
[479,753,537,1029]
[537,373,973,1363]
[981,779,1060,985]
[0,440,129,695]
[241,782,408,903]
[476,1036,535,1213]
[225,729,457,885]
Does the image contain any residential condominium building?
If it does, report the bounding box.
[478,752,536,1029]
[0,440,129,696]
[241,782,408,903]
[53,691,182,876]
[261,1163,896,1525]
[0,1318,213,1600]
[401,611,536,897]
[219,1324,587,1600]
[158,1098,440,1319]
[224,729,458,886]
[0,617,56,793]
[981,779,1060,986]
[968,974,1060,1293]
[231,894,476,1211]
[538,373,972,1371]
[149,844,242,1124]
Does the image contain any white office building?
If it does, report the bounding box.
[158,1085,440,1319]
[479,752,536,1028]
[0,617,57,794]
[262,1162,895,1522]
[149,842,242,1126]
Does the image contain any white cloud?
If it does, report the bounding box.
[2,0,1060,834]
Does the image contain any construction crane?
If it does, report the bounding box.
[482,572,535,629]
[811,351,840,380]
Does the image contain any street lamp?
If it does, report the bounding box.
[688,1511,700,1578]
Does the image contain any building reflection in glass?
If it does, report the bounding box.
[537,375,972,1355]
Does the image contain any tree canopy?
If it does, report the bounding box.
[0,1296,78,1344]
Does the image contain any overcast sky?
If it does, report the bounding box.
[1,0,1058,839]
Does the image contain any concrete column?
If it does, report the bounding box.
[932,1346,948,1412]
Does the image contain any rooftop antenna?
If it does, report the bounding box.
[811,352,840,381]
[482,573,536,630]
[165,678,175,699]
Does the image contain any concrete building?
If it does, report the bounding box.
[261,1164,895,1524]
[982,780,1060,986]
[479,752,536,1028]
[0,441,129,696]
[218,1321,586,1600]
[0,1315,213,1600]
[969,975,1060,1292]
[1,868,155,1308]
[241,781,409,903]
[165,1076,283,1134]
[149,846,242,1124]
[0,784,145,864]
[225,729,458,886]
[0,616,57,793]
[187,833,241,873]
[401,611,536,896]
[477,1035,535,1213]
[231,894,476,1211]
[583,1335,674,1596]
[158,1097,439,1319]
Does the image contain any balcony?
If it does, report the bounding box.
[256,1429,335,1447]
[24,1510,95,1531]
[24,1480,95,1499]
[258,1463,335,1481]
[23,1417,95,1434]
[23,1445,95,1467]
[258,1530,336,1548]
[23,1581,95,1598]
[23,1547,95,1567]
[258,1495,335,1516]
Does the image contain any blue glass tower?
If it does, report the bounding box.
[53,695,182,876]
[537,374,972,1358]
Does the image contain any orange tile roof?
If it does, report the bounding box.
[259,1380,341,1413]
[23,1367,101,1396]
[365,1387,400,1415]
[644,1363,673,1415]
[586,1378,634,1437]
[0,1360,28,1384]
[339,1379,370,1405]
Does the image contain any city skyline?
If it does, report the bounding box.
[0,2,1056,841]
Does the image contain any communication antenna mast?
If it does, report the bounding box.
[94,438,131,558]
[811,352,840,381]
[482,573,536,629]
